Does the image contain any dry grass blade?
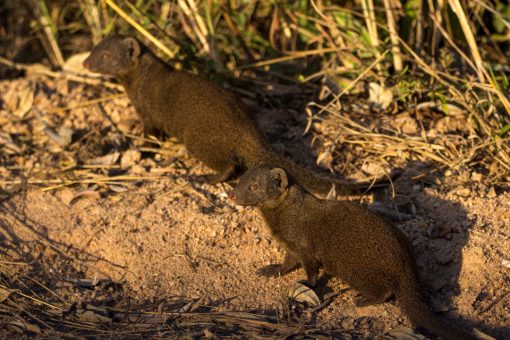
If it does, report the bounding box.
[105,0,176,59]
[178,0,210,54]
[447,0,485,82]
[79,0,103,45]
[30,0,64,68]
[382,0,402,72]
[240,47,347,69]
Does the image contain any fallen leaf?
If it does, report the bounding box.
[288,282,320,307]
[368,82,393,110]
[8,320,41,335]
[86,152,120,166]
[416,101,464,116]
[11,83,34,118]
[179,299,202,313]
[63,52,101,77]
[108,184,128,193]
[75,309,112,323]
[502,259,510,269]
[0,286,12,303]
[44,126,73,147]
[0,133,21,155]
[120,149,141,168]
[69,190,101,205]
[316,150,333,171]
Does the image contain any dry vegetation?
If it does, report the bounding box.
[0,0,509,338]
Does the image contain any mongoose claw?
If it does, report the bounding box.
[256,264,283,277]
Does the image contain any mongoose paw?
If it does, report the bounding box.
[256,264,283,278]
[354,295,373,307]
[354,292,392,307]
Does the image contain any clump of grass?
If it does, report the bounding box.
[15,0,508,181]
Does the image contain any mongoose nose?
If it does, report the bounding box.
[228,191,236,200]
[82,60,89,69]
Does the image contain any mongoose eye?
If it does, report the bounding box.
[249,184,258,191]
[101,53,110,60]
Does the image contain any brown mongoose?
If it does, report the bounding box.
[82,35,383,195]
[228,165,480,340]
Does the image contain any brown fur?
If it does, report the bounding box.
[229,165,479,340]
[83,35,382,194]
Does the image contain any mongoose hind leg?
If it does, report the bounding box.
[350,273,394,307]
[257,252,301,278]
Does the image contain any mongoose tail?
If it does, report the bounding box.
[274,154,388,196]
[397,277,478,340]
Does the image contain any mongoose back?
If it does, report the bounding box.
[229,165,480,340]
[83,35,380,194]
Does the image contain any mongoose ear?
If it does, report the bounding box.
[123,37,141,61]
[270,168,288,191]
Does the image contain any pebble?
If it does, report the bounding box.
[456,188,471,197]
[487,186,497,198]
[471,172,482,181]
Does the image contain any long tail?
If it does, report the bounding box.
[269,154,388,196]
[397,276,478,340]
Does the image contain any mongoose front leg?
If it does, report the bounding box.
[256,252,301,278]
[300,256,320,287]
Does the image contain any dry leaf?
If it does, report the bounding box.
[0,286,12,303]
[69,190,101,205]
[63,52,101,77]
[120,149,141,168]
[368,82,393,110]
[109,184,128,193]
[392,113,418,135]
[87,152,120,166]
[75,309,112,323]
[316,150,333,171]
[8,320,41,334]
[416,101,464,116]
[44,126,73,147]
[0,133,21,155]
[288,282,320,307]
[11,83,34,118]
[502,259,510,269]
[179,298,202,312]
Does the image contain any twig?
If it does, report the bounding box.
[0,56,123,91]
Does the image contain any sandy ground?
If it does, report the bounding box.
[0,76,509,338]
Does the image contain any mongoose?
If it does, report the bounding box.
[228,165,479,340]
[82,35,383,195]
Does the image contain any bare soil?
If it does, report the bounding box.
[0,75,509,338]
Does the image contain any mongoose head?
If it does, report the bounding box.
[82,35,142,76]
[229,165,288,207]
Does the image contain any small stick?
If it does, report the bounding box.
[0,56,123,91]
